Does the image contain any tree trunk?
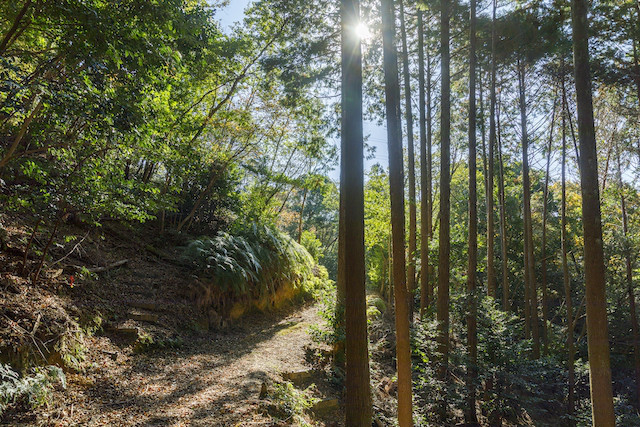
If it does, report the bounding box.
[570,0,616,422]
[518,61,540,358]
[497,91,509,311]
[297,186,308,243]
[561,68,576,427]
[341,0,372,424]
[486,0,497,300]
[427,47,434,306]
[465,0,479,422]
[418,10,431,317]
[437,0,451,414]
[399,0,417,321]
[381,0,413,423]
[541,97,558,355]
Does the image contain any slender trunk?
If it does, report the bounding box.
[381,0,413,423]
[418,11,430,317]
[570,0,616,422]
[561,67,576,426]
[399,0,417,321]
[297,186,308,244]
[341,0,372,423]
[465,0,479,422]
[518,62,540,358]
[427,48,434,306]
[487,0,497,299]
[478,68,489,258]
[437,0,451,414]
[616,149,640,410]
[541,97,558,355]
[497,92,509,311]
[0,0,32,56]
[0,98,44,170]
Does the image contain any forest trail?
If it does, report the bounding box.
[42,303,331,426]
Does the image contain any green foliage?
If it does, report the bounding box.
[183,223,331,306]
[0,364,66,416]
[414,297,569,425]
[300,230,323,262]
[262,381,317,425]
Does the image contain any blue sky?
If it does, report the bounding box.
[216,1,389,182]
[217,0,253,30]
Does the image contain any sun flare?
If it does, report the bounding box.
[355,22,371,40]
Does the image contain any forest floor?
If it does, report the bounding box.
[36,304,340,426]
[0,219,347,426]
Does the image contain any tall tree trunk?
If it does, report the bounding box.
[399,0,417,321]
[518,61,540,358]
[437,0,451,413]
[486,0,497,299]
[465,0,479,422]
[541,97,558,355]
[497,92,509,311]
[427,48,434,305]
[570,0,616,422]
[381,0,413,423]
[418,10,431,317]
[341,1,372,423]
[616,149,640,410]
[561,68,576,426]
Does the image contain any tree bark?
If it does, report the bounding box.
[486,0,497,299]
[465,0,479,422]
[437,0,451,415]
[381,0,413,423]
[570,0,616,422]
[561,68,576,426]
[398,0,417,321]
[341,0,372,424]
[418,10,431,317]
[541,96,558,355]
[497,91,509,311]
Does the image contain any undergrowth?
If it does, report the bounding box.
[0,364,66,416]
[183,223,332,313]
[262,380,317,426]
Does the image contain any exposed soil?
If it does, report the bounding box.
[24,304,339,426]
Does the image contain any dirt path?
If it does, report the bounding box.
[39,304,331,426]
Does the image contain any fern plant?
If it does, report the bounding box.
[182,223,327,312]
[0,364,66,415]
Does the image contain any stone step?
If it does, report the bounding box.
[282,370,313,384]
[129,313,159,323]
[310,398,339,414]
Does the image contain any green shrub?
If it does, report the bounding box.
[262,381,317,425]
[0,364,66,416]
[183,223,331,309]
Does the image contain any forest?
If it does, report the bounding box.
[0,0,639,425]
